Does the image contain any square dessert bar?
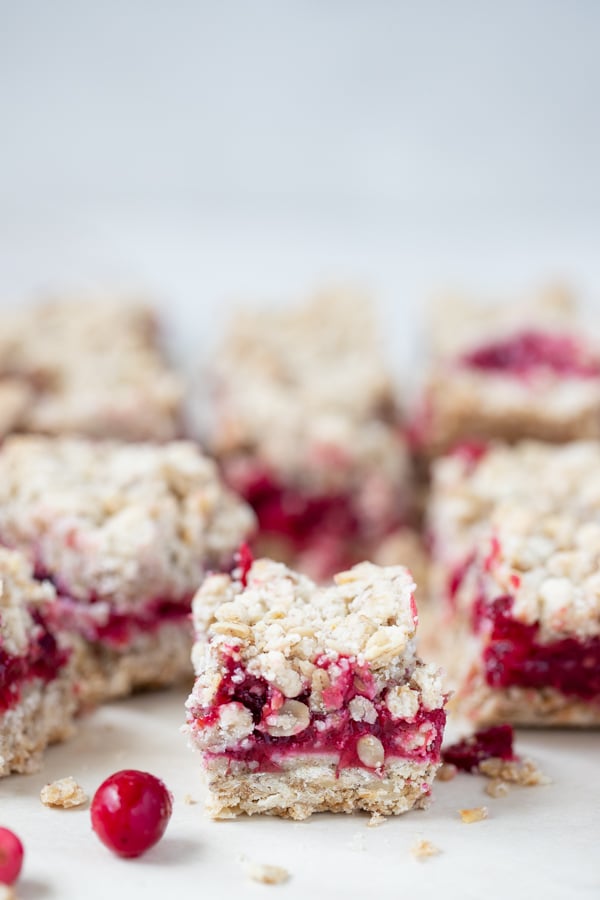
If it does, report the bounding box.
[428,441,600,725]
[0,436,255,705]
[212,291,412,580]
[0,548,76,776]
[186,559,446,819]
[455,504,600,726]
[412,285,600,458]
[0,296,183,441]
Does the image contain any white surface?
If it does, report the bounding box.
[0,687,597,899]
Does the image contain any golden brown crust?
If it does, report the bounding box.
[204,758,438,820]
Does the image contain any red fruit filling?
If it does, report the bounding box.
[442,724,515,772]
[232,543,254,587]
[233,465,360,549]
[53,594,192,648]
[223,460,404,579]
[446,553,475,611]
[0,827,24,885]
[476,595,600,701]
[91,769,173,859]
[0,609,69,713]
[460,330,600,378]
[190,650,446,772]
[448,440,489,470]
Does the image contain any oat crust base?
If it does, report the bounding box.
[0,676,76,776]
[204,758,438,820]
[73,622,193,707]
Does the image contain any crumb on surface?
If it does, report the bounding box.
[459,806,489,823]
[411,838,441,860]
[348,832,366,852]
[40,776,88,809]
[367,812,387,828]
[245,862,290,885]
[478,757,551,786]
[184,794,197,805]
[0,885,16,900]
[436,763,458,782]
[485,779,509,798]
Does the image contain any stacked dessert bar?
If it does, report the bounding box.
[0,437,255,705]
[0,297,183,440]
[186,558,446,819]
[413,286,600,458]
[428,440,600,725]
[211,292,412,580]
[0,548,76,775]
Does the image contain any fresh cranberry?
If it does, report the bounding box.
[0,827,24,885]
[442,724,515,772]
[91,770,173,858]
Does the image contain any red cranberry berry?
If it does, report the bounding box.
[91,770,173,858]
[0,827,24,885]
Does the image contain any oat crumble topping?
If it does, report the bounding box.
[188,560,446,746]
[214,291,409,493]
[0,297,183,441]
[0,548,57,657]
[0,437,255,606]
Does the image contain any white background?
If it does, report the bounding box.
[1,0,600,363]
[0,4,599,897]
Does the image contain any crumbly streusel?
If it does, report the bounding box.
[0,436,255,607]
[0,296,183,441]
[188,559,445,760]
[478,503,600,641]
[430,441,600,570]
[40,776,88,808]
[213,291,409,493]
[0,548,57,657]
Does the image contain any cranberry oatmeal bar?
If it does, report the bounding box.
[428,442,600,724]
[412,286,600,458]
[0,436,255,705]
[0,296,183,441]
[212,292,412,580]
[185,559,446,819]
[454,503,600,725]
[0,548,76,775]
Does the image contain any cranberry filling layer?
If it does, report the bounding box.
[442,724,515,772]
[0,609,69,713]
[477,595,600,701]
[53,595,192,648]
[191,650,445,773]
[460,330,600,378]
[227,464,361,549]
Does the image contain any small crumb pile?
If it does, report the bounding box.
[245,862,290,885]
[40,777,88,809]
